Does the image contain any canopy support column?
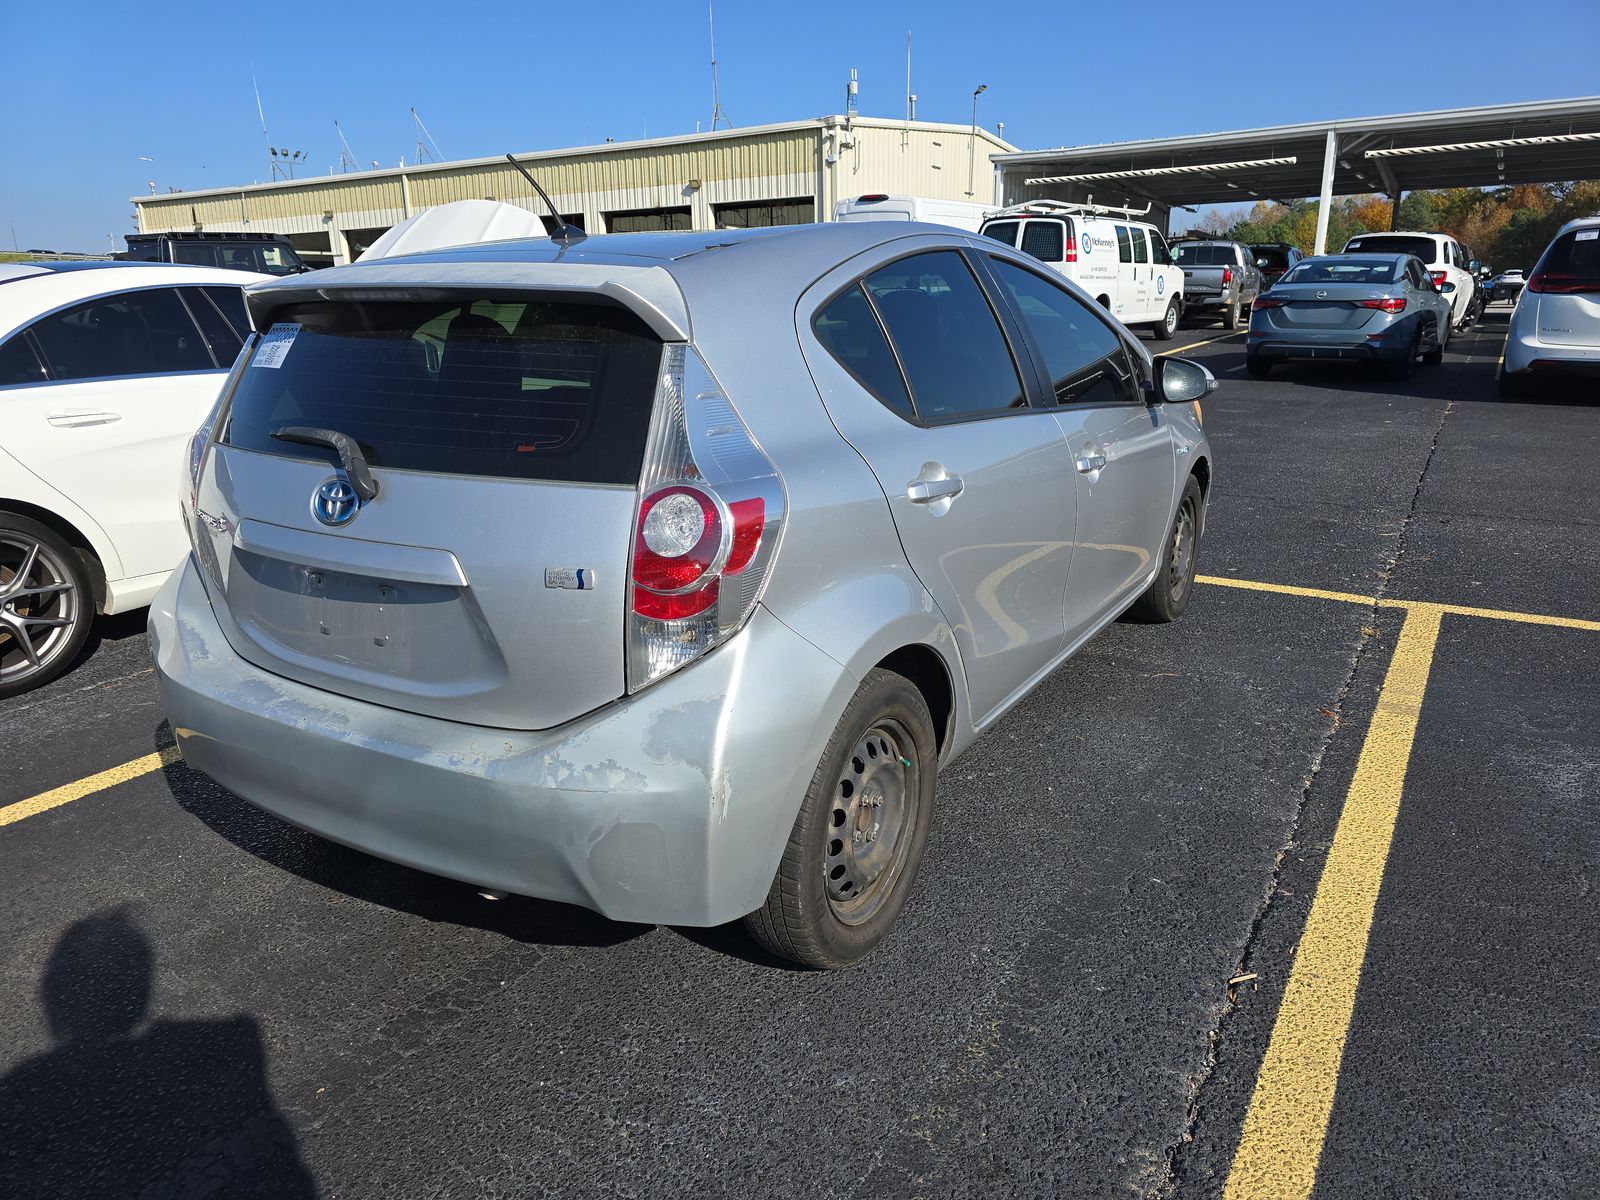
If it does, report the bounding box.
[1313,127,1338,255]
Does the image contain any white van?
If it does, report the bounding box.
[833,194,994,234]
[980,201,1185,339]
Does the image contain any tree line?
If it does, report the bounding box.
[1189,181,1600,270]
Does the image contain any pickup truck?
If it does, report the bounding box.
[1173,239,1261,328]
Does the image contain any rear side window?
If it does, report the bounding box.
[1020,221,1065,264]
[202,286,252,337]
[1115,226,1134,263]
[983,220,1020,248]
[223,297,663,484]
[813,285,915,420]
[27,287,214,380]
[989,259,1135,407]
[0,333,48,386]
[862,250,1026,421]
[180,286,247,365]
[172,243,219,267]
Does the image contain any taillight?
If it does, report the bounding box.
[1221,267,1233,285]
[1527,272,1600,294]
[1429,271,1448,287]
[1252,296,1286,310]
[1359,297,1407,313]
[1063,234,1078,264]
[626,345,785,690]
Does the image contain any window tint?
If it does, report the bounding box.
[223,297,662,484]
[0,334,48,386]
[813,284,915,420]
[1020,220,1065,263]
[1149,231,1172,266]
[1131,228,1149,264]
[990,259,1135,406]
[983,220,1020,248]
[27,288,214,381]
[202,286,252,337]
[863,251,1025,420]
[171,242,219,267]
[181,286,246,366]
[1115,225,1134,263]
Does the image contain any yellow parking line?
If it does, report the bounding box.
[1224,606,1444,1200]
[0,745,182,829]
[1196,574,1600,632]
[1157,330,1245,357]
[1197,574,1376,608]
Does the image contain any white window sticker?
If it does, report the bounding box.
[1576,230,1598,241]
[252,322,300,368]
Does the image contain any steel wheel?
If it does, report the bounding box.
[1168,493,1198,604]
[0,531,82,690]
[822,720,920,926]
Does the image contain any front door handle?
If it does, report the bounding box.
[907,474,964,504]
[1076,453,1107,474]
[47,411,122,428]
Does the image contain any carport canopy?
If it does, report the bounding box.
[993,97,1600,253]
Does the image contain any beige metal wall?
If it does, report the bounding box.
[133,118,1015,262]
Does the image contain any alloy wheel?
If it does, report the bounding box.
[0,534,81,689]
[823,720,920,926]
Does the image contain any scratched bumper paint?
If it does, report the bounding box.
[149,557,854,927]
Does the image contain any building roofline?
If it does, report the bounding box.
[991,96,1600,164]
[132,115,1018,205]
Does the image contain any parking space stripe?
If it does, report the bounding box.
[1196,574,1600,631]
[1223,605,1444,1200]
[0,746,182,828]
[1156,331,1245,357]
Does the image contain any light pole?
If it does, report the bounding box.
[967,84,988,196]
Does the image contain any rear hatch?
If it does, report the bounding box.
[192,292,663,730]
[1528,228,1600,348]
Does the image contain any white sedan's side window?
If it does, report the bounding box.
[0,333,49,386]
[26,288,213,382]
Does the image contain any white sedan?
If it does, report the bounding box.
[0,261,265,695]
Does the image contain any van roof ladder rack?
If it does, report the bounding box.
[983,199,1154,221]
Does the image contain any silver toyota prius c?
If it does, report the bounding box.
[150,221,1215,968]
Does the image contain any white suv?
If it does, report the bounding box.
[1343,231,1481,329]
[0,262,263,695]
[1501,215,1600,396]
[981,202,1185,339]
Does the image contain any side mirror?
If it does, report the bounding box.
[1255,258,1269,268]
[1156,357,1217,405]
[1469,260,1481,271]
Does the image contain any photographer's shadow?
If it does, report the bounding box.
[0,910,316,1199]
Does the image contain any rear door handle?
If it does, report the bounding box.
[1076,453,1107,474]
[907,475,964,504]
[47,411,122,428]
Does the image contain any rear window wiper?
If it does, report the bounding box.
[271,426,380,501]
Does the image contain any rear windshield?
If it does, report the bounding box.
[983,220,1020,247]
[1252,247,1289,270]
[1344,235,1438,264]
[1020,221,1066,263]
[1538,228,1600,288]
[1282,259,1401,285]
[1174,244,1233,266]
[223,296,662,484]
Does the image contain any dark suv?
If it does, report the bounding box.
[120,231,312,276]
[1249,243,1304,290]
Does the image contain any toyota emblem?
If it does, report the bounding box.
[312,478,360,527]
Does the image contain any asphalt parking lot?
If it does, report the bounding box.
[2,307,1596,1199]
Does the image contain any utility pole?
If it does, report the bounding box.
[967,84,988,197]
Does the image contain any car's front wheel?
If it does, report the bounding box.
[1126,475,1204,623]
[745,668,937,969]
[0,514,94,698]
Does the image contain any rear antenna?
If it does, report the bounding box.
[504,154,586,245]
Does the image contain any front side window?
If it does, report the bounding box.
[1149,232,1172,266]
[862,250,1026,421]
[26,288,214,381]
[1115,225,1134,264]
[813,284,915,420]
[989,258,1136,407]
[223,296,662,484]
[1020,220,1066,264]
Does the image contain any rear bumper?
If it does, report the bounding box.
[149,557,855,927]
[1504,321,1600,376]
[1246,326,1411,363]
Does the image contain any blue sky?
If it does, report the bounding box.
[3,0,1597,251]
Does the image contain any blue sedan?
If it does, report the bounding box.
[1245,253,1454,381]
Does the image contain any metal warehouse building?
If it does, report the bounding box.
[131,116,1016,265]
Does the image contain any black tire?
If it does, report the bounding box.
[0,513,95,699]
[1385,329,1418,381]
[1245,355,1272,378]
[1126,475,1204,624]
[745,668,937,969]
[1422,319,1445,365]
[1223,298,1241,329]
[1151,300,1180,341]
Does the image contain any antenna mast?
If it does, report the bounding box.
[708,1,730,130]
[903,33,911,147]
[251,65,278,180]
[335,121,359,173]
[411,108,444,163]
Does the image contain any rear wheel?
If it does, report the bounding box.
[1151,300,1180,341]
[0,514,94,699]
[1245,355,1272,378]
[1422,319,1445,365]
[745,668,937,969]
[1126,475,1203,624]
[1385,329,1419,381]
[1224,298,1242,329]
